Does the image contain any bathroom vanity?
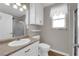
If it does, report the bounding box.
[10,41,39,56]
[0,36,39,56]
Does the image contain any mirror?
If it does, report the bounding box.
[0,3,29,40]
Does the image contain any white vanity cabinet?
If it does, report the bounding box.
[10,41,39,56]
[35,4,43,25]
[30,3,43,25]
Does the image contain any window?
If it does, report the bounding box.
[50,4,67,29]
[52,14,66,29]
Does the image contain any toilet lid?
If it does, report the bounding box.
[39,43,50,48]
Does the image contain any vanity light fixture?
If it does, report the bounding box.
[23,5,27,9]
[4,3,27,12]
[13,4,18,9]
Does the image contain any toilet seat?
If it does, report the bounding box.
[39,43,50,49]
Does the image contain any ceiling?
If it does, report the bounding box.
[0,3,54,17]
[0,3,26,17]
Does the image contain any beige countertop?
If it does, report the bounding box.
[0,36,39,56]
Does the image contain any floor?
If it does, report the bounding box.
[48,51,64,56]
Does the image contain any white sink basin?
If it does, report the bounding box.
[8,38,31,47]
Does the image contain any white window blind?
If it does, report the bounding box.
[50,4,68,29]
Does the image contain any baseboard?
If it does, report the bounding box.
[50,49,69,56]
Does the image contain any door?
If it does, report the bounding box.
[76,4,79,56]
[74,4,79,56]
[74,8,77,56]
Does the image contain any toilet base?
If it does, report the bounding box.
[38,43,50,56]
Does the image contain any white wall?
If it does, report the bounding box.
[0,12,13,40]
[40,3,77,55]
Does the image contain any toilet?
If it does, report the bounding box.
[38,43,50,56]
[32,35,50,56]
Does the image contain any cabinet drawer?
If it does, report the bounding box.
[10,46,31,56]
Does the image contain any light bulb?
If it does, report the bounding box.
[19,8,23,12]
[23,5,27,9]
[13,4,18,9]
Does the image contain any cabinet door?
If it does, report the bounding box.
[30,3,36,24]
[40,5,43,25]
[35,4,40,25]
[29,41,39,56]
[36,4,43,25]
